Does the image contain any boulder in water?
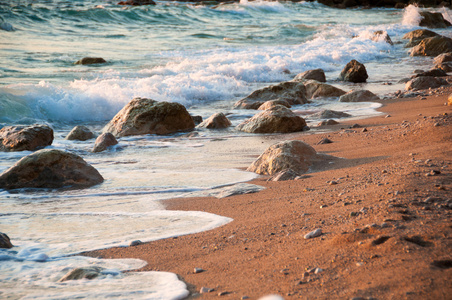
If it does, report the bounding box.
[339,90,380,102]
[410,35,452,57]
[236,106,307,134]
[0,233,13,249]
[0,124,53,152]
[197,113,231,129]
[304,80,347,99]
[66,125,95,141]
[309,109,351,119]
[339,60,368,83]
[0,149,104,190]
[103,97,195,137]
[75,57,107,65]
[93,133,118,153]
[419,11,451,29]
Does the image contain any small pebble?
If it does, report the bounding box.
[200,287,214,294]
[304,228,322,239]
[193,267,204,274]
[129,240,143,247]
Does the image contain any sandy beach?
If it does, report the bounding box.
[84,87,452,299]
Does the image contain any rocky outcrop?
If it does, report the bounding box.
[419,12,452,29]
[339,90,380,102]
[304,80,347,99]
[410,35,452,57]
[402,29,439,48]
[258,99,291,110]
[0,149,104,189]
[66,125,95,141]
[92,133,118,153]
[0,125,53,152]
[247,140,317,175]
[372,30,393,45]
[103,97,195,137]
[236,106,307,134]
[339,60,368,83]
[405,76,448,91]
[59,267,105,282]
[233,81,307,109]
[75,57,107,65]
[0,233,13,249]
[197,113,231,129]
[293,69,326,83]
[309,109,351,119]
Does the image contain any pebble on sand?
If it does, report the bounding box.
[304,228,322,239]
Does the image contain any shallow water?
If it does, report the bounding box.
[1,1,451,298]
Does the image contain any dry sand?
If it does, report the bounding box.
[84,88,452,300]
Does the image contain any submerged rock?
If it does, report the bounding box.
[339,60,368,83]
[92,132,118,153]
[59,266,104,282]
[233,81,307,109]
[247,140,317,175]
[236,106,307,134]
[0,149,104,190]
[304,80,346,99]
[0,233,13,249]
[103,97,195,137]
[293,69,326,83]
[339,90,380,102]
[0,124,53,152]
[402,29,439,48]
[410,35,452,57]
[66,125,95,141]
[75,57,107,65]
[197,112,231,129]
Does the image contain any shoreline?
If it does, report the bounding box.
[84,88,452,299]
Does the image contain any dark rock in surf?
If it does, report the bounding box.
[191,115,203,125]
[75,57,107,65]
[402,29,439,48]
[103,97,195,137]
[339,60,368,83]
[66,125,95,141]
[410,35,452,57]
[93,133,118,153]
[293,69,326,83]
[233,81,307,110]
[0,149,104,190]
[0,233,13,249]
[339,90,380,102]
[0,124,53,152]
[236,106,307,134]
[419,11,452,29]
[117,0,156,5]
[372,30,393,45]
[197,112,231,129]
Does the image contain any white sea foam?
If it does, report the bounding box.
[402,4,423,26]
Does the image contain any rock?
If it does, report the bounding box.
[66,125,95,141]
[200,287,214,294]
[318,119,339,126]
[371,30,393,45]
[448,94,452,106]
[0,233,13,249]
[117,0,156,5]
[317,138,333,144]
[304,80,347,99]
[233,81,307,109]
[402,29,439,48]
[103,97,195,137]
[419,11,451,29]
[258,99,291,110]
[74,57,107,65]
[436,62,452,72]
[414,68,448,77]
[339,60,368,83]
[433,52,452,65]
[310,109,351,119]
[304,228,322,239]
[270,169,300,181]
[59,266,104,282]
[197,113,231,129]
[339,90,380,102]
[191,115,203,125]
[92,133,118,153]
[247,140,317,175]
[0,124,53,152]
[0,149,104,189]
[293,69,326,83]
[236,106,307,134]
[129,240,143,246]
[410,35,452,57]
[194,267,205,274]
[211,183,265,199]
[405,76,448,91]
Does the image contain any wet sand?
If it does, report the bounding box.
[84,88,452,299]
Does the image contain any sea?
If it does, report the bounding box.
[0,1,451,298]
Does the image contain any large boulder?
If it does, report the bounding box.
[339,60,368,83]
[293,69,326,83]
[304,81,347,99]
[236,106,307,134]
[419,12,452,29]
[402,29,439,48]
[233,81,307,110]
[74,57,107,65]
[103,98,195,137]
[0,124,53,152]
[197,113,231,129]
[410,35,452,57]
[339,90,380,102]
[258,99,291,110]
[247,140,317,175]
[93,133,118,153]
[0,149,104,190]
[66,125,95,141]
[405,76,448,91]
[0,233,13,249]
